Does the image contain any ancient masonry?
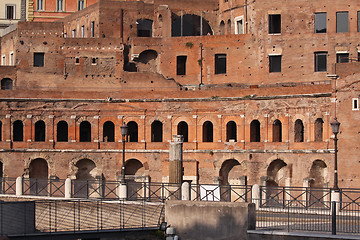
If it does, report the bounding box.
[0,0,360,189]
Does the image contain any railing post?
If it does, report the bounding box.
[65,178,72,199]
[251,184,260,210]
[331,190,340,214]
[119,182,127,200]
[181,181,190,200]
[16,176,23,196]
[332,201,337,235]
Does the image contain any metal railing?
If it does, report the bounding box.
[22,178,66,197]
[0,199,165,236]
[0,177,16,195]
[257,199,360,234]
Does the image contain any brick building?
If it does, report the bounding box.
[0,0,359,190]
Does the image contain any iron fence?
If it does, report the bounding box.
[0,199,164,236]
[22,178,66,197]
[0,177,16,195]
[257,199,360,234]
[190,184,252,202]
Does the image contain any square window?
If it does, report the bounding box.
[336,12,349,33]
[269,55,281,72]
[6,5,15,20]
[315,12,326,33]
[269,14,281,34]
[336,53,349,63]
[34,53,44,67]
[314,52,327,72]
[215,54,226,74]
[177,56,187,75]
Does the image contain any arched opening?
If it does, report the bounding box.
[57,121,68,142]
[35,120,45,142]
[219,21,225,35]
[273,119,282,142]
[314,118,323,142]
[202,121,213,142]
[128,121,138,142]
[250,120,260,142]
[103,121,115,142]
[226,121,237,142]
[13,120,23,142]
[75,159,96,180]
[266,159,288,205]
[73,159,98,198]
[124,159,145,200]
[80,121,91,142]
[177,121,188,142]
[227,19,231,34]
[1,78,13,90]
[294,119,304,142]
[29,158,48,196]
[151,120,163,142]
[219,159,242,201]
[0,121,2,141]
[309,160,327,205]
[137,19,153,37]
[137,50,158,73]
[172,14,213,36]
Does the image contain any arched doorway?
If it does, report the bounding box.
[151,120,163,142]
[177,121,188,142]
[74,159,98,198]
[103,121,115,142]
[309,160,328,206]
[226,121,237,142]
[128,121,138,142]
[29,158,48,196]
[1,78,13,90]
[124,159,145,200]
[266,159,288,206]
[250,120,260,142]
[35,120,46,142]
[294,119,304,142]
[203,121,213,142]
[80,121,91,142]
[13,120,23,142]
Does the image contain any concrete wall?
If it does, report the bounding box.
[165,200,256,240]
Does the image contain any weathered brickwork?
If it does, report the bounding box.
[0,0,359,189]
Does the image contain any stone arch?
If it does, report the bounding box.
[1,78,13,90]
[266,159,288,187]
[137,49,158,73]
[219,159,242,185]
[219,20,225,35]
[75,159,97,180]
[177,121,188,142]
[172,14,213,36]
[125,159,145,176]
[137,18,153,37]
[29,158,49,179]
[309,160,327,188]
[103,121,115,142]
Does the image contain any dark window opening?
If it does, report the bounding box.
[336,53,349,63]
[151,120,163,142]
[6,5,14,19]
[269,14,281,34]
[177,121,188,142]
[220,21,225,35]
[75,58,80,64]
[0,121,2,141]
[250,120,260,142]
[294,119,304,142]
[226,121,237,142]
[215,54,226,74]
[57,121,68,142]
[273,119,282,142]
[269,55,281,73]
[203,121,213,142]
[137,19,153,37]
[172,14,213,37]
[34,53,44,67]
[35,120,45,142]
[103,121,115,142]
[13,120,23,142]
[177,56,187,75]
[92,58,97,64]
[227,19,231,34]
[337,11,349,33]
[128,121,138,142]
[80,121,91,142]
[315,13,327,33]
[78,0,84,10]
[314,52,327,72]
[358,11,360,32]
[91,21,95,37]
[1,78,13,90]
[314,118,323,142]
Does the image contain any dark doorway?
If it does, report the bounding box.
[35,120,46,142]
[13,120,23,142]
[80,121,91,142]
[137,19,153,37]
[57,121,68,142]
[273,119,282,142]
[151,120,163,142]
[226,121,237,142]
[172,14,213,36]
[103,121,115,142]
[314,118,323,142]
[128,121,138,142]
[294,119,304,142]
[250,120,260,142]
[177,121,188,142]
[203,121,213,142]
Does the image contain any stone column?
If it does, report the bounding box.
[303,178,311,203]
[65,178,72,199]
[16,176,23,196]
[169,135,183,184]
[251,184,260,210]
[181,182,190,200]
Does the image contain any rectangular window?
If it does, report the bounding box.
[235,16,244,34]
[37,0,43,10]
[57,0,63,11]
[176,56,187,75]
[353,98,359,110]
[33,53,44,67]
[315,12,326,33]
[358,52,360,62]
[215,54,226,74]
[6,5,15,19]
[72,29,76,38]
[269,14,281,34]
[10,52,14,66]
[314,52,327,72]
[336,11,349,33]
[336,53,349,63]
[78,0,84,11]
[269,55,282,72]
[1,55,5,65]
[81,25,85,38]
[90,21,95,37]
[358,11,360,32]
